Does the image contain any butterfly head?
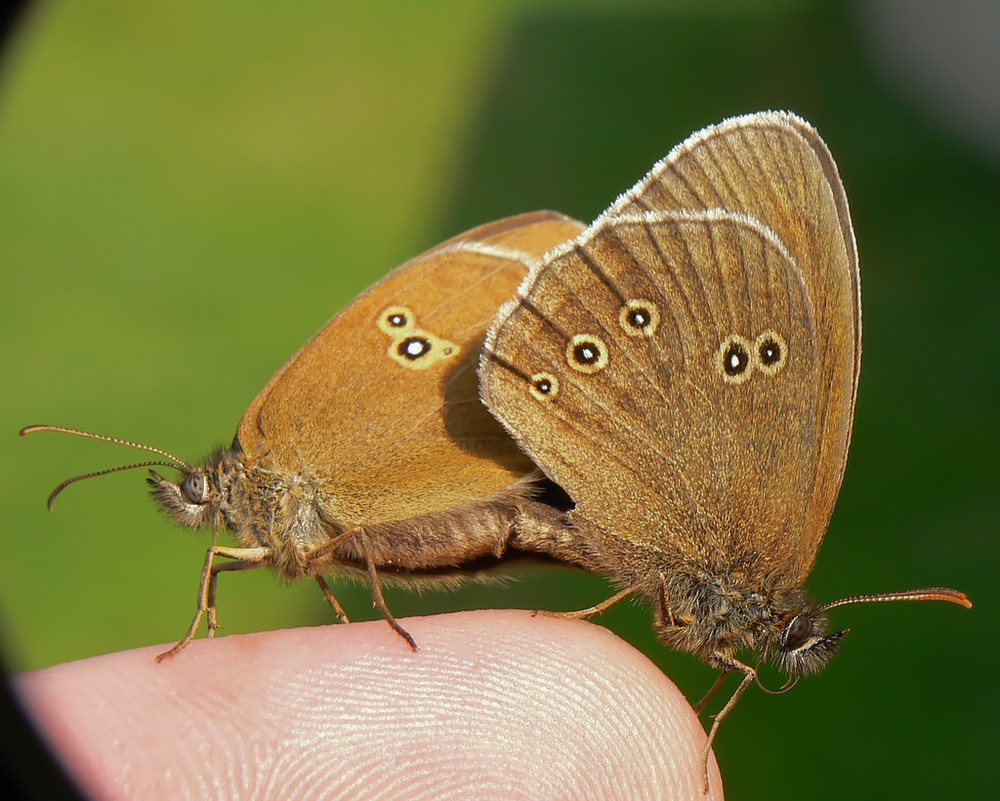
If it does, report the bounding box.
[654,569,968,681]
[147,451,230,530]
[769,587,972,677]
[771,610,848,676]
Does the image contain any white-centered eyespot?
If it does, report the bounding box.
[619,299,660,337]
[378,306,415,335]
[566,334,609,374]
[397,336,432,360]
[386,329,459,370]
[754,330,787,375]
[715,334,753,384]
[529,371,560,401]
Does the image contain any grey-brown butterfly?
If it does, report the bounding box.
[24,210,584,659]
[479,111,970,787]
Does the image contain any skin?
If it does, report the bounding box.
[13,610,723,800]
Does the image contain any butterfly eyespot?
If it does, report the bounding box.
[387,328,459,369]
[619,299,660,337]
[754,330,787,375]
[715,334,752,384]
[529,372,560,401]
[378,306,414,335]
[566,334,609,374]
[181,472,208,505]
[397,336,432,361]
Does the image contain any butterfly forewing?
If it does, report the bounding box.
[239,211,585,527]
[483,209,819,577]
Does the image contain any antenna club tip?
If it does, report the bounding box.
[934,588,973,609]
[929,589,972,609]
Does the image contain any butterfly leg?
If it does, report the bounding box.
[314,575,350,624]
[358,532,418,651]
[693,670,731,714]
[306,530,363,625]
[700,654,756,791]
[657,572,677,626]
[156,545,272,662]
[307,529,409,636]
[536,584,641,621]
[657,573,731,714]
[305,527,359,566]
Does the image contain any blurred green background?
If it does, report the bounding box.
[1,1,995,798]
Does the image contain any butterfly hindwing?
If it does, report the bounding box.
[605,112,858,578]
[483,208,819,578]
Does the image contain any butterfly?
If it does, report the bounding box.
[479,111,970,786]
[24,210,585,658]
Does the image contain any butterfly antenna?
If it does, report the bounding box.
[20,424,191,510]
[42,461,186,511]
[816,587,972,613]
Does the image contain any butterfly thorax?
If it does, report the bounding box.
[149,447,333,578]
[656,566,780,659]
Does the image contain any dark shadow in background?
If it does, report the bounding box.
[0,1,29,57]
[422,3,995,800]
[2,7,94,801]
[1,3,85,800]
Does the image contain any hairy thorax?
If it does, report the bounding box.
[215,457,331,576]
[653,560,810,667]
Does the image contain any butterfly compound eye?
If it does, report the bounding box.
[782,614,813,651]
[181,472,209,504]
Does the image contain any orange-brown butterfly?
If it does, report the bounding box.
[24,210,584,659]
[479,111,971,786]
